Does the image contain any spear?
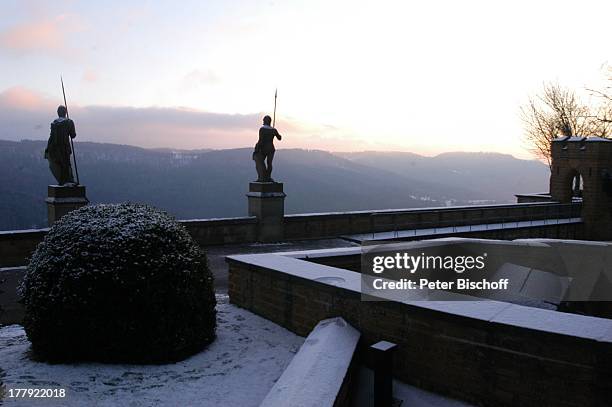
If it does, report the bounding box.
[61,76,80,185]
[273,88,277,128]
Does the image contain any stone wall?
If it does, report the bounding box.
[0,267,25,324]
[0,229,48,268]
[362,222,581,242]
[227,254,612,407]
[0,217,258,268]
[284,202,578,239]
[0,202,580,268]
[180,217,258,246]
[0,221,580,325]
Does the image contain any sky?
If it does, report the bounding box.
[0,0,611,158]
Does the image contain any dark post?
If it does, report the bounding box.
[61,76,80,185]
[370,340,397,407]
[273,88,277,127]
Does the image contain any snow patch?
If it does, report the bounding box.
[0,296,304,407]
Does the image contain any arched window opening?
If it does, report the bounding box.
[571,173,583,201]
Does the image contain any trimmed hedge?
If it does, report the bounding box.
[19,203,216,363]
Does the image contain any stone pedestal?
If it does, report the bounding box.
[46,185,89,226]
[247,182,286,242]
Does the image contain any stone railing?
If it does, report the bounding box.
[0,201,581,268]
[284,201,580,239]
[0,217,257,268]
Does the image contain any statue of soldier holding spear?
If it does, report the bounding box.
[253,89,283,182]
[45,77,80,186]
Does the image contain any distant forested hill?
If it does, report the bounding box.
[0,140,548,230]
[339,151,549,203]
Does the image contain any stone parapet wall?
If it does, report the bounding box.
[180,217,258,246]
[0,267,25,324]
[0,229,48,268]
[0,217,257,268]
[0,202,581,268]
[353,222,582,243]
[227,254,612,407]
[284,202,579,239]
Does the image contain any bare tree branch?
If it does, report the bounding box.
[521,82,610,170]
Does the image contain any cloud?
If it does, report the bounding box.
[82,69,98,83]
[0,87,369,151]
[180,69,221,89]
[0,87,55,111]
[0,87,57,135]
[0,14,84,56]
[73,106,261,149]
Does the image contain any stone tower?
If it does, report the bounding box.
[550,136,612,240]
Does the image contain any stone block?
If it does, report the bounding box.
[247,182,286,242]
[46,184,89,226]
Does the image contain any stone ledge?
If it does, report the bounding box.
[260,317,360,407]
[45,197,89,204]
[47,184,87,198]
[246,192,286,198]
[180,216,258,225]
[284,201,578,220]
[248,182,284,193]
[0,228,48,236]
[226,243,612,342]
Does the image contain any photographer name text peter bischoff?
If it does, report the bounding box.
[372,277,510,291]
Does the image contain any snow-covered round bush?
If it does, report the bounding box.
[19,203,216,363]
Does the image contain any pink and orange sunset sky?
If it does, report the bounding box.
[1,0,611,158]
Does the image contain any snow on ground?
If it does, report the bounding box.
[1,293,476,407]
[0,295,304,407]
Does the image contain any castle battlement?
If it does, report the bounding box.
[550,136,612,240]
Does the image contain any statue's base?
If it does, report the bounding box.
[248,181,285,196]
[45,184,89,226]
[247,182,286,242]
